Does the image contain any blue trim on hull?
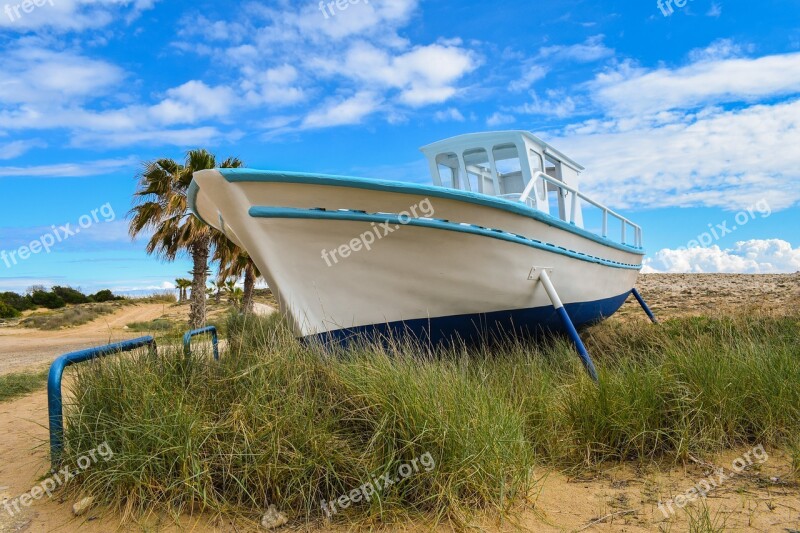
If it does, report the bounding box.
[307,291,632,347]
[250,206,642,270]
[215,168,645,255]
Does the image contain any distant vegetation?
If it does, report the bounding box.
[0,286,173,329]
[0,286,126,317]
[62,309,800,527]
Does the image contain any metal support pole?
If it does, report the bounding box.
[631,288,658,324]
[538,270,599,381]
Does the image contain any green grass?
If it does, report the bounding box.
[126,318,176,332]
[0,369,48,402]
[60,309,800,527]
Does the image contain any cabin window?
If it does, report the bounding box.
[493,144,524,195]
[435,153,460,189]
[463,148,494,194]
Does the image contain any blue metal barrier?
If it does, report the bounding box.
[48,336,157,467]
[183,326,219,360]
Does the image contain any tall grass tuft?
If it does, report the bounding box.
[61,309,800,525]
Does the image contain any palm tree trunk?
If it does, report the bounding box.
[242,263,256,314]
[215,289,221,304]
[189,236,209,329]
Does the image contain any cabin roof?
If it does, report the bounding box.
[419,130,584,172]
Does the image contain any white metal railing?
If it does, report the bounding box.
[519,171,642,248]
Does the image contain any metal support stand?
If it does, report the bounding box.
[631,288,658,324]
[538,269,599,381]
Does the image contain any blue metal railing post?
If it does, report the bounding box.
[48,336,157,467]
[631,288,659,324]
[183,326,219,360]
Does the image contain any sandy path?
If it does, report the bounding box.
[0,303,169,376]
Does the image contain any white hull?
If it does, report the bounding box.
[190,169,644,342]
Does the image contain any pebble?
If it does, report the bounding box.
[260,504,288,530]
[72,496,95,516]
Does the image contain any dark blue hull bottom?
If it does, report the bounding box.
[308,292,632,347]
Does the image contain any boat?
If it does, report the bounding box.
[189,131,645,351]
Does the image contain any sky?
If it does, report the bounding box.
[0,0,799,294]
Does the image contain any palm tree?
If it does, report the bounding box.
[175,278,192,303]
[129,151,243,329]
[210,279,226,304]
[213,235,261,313]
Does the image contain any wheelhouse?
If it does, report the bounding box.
[421,131,642,248]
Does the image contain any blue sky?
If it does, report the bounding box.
[1,0,799,294]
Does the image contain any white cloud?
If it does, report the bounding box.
[301,92,381,129]
[539,35,614,63]
[644,239,800,273]
[0,47,125,106]
[0,157,136,178]
[486,112,515,127]
[591,51,800,116]
[149,81,236,126]
[0,0,159,32]
[516,90,578,118]
[0,139,45,160]
[317,42,477,108]
[434,108,466,122]
[509,65,548,92]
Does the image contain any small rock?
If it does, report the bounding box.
[770,476,781,483]
[260,505,288,530]
[72,496,95,516]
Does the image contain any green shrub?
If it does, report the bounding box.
[0,291,35,312]
[52,286,89,305]
[91,289,123,302]
[30,290,66,309]
[0,300,21,319]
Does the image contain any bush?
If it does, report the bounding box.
[52,286,89,305]
[91,289,123,303]
[0,292,35,312]
[30,290,66,309]
[0,301,20,319]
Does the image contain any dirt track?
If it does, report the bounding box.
[0,303,170,376]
